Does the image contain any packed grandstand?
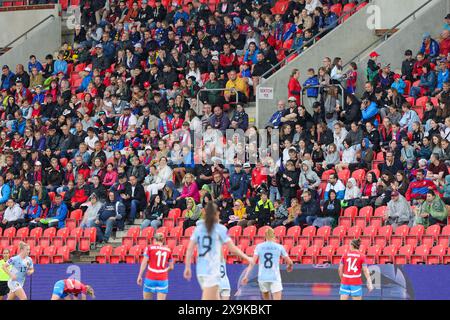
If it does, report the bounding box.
[0,0,449,271]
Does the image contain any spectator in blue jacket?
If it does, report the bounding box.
[53,51,68,75]
[391,73,406,94]
[11,111,27,136]
[420,32,440,60]
[361,98,379,124]
[0,176,11,205]
[76,67,93,93]
[322,6,339,32]
[173,5,189,24]
[229,163,249,199]
[27,55,43,73]
[410,63,436,98]
[243,42,260,65]
[267,100,286,129]
[303,68,319,111]
[40,194,68,229]
[1,65,15,90]
[435,58,450,93]
[292,29,304,51]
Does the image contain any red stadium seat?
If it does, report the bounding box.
[351,169,366,187]
[366,245,382,264]
[390,225,409,248]
[330,3,343,16]
[370,206,387,227]
[12,227,29,247]
[360,225,378,247]
[0,236,10,249]
[240,226,257,243]
[110,245,127,264]
[316,246,336,264]
[405,225,425,247]
[298,226,316,247]
[172,244,186,263]
[438,225,450,247]
[394,245,414,264]
[337,169,350,185]
[289,245,305,263]
[3,227,16,239]
[29,246,42,264]
[426,245,446,264]
[39,245,57,264]
[79,230,94,253]
[411,245,431,264]
[415,96,429,109]
[273,226,287,239]
[122,226,141,249]
[243,245,256,264]
[301,246,320,264]
[406,96,415,106]
[26,227,43,246]
[328,226,347,248]
[378,245,397,264]
[331,245,349,264]
[125,245,143,264]
[271,0,289,15]
[312,226,331,247]
[339,206,358,228]
[321,169,336,182]
[53,246,70,264]
[228,226,242,240]
[343,2,356,14]
[53,227,70,247]
[95,245,113,264]
[374,225,392,248]
[156,226,169,237]
[356,1,368,11]
[39,227,57,248]
[422,224,441,247]
[343,226,362,245]
[355,206,374,228]
[137,227,155,246]
[282,226,301,247]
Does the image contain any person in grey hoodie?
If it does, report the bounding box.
[323,143,340,169]
[385,191,414,230]
[299,161,321,192]
[80,193,103,229]
[0,199,24,229]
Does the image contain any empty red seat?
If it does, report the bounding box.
[122,226,141,249]
[391,225,410,248]
[343,226,362,245]
[351,169,366,186]
[374,225,392,247]
[283,226,301,247]
[3,227,16,239]
[228,226,242,240]
[339,206,358,228]
[321,169,336,181]
[330,3,343,16]
[298,226,316,247]
[301,246,320,264]
[316,245,336,264]
[289,245,305,263]
[370,206,387,227]
[95,245,113,264]
[29,245,42,263]
[355,206,374,227]
[328,225,347,248]
[312,226,331,247]
[253,226,272,243]
[332,245,349,264]
[273,226,287,239]
[405,225,425,247]
[337,169,350,185]
[53,227,70,247]
[393,245,414,264]
[422,224,441,247]
[426,245,446,264]
[240,226,257,242]
[110,245,127,264]
[39,245,57,264]
[411,245,431,264]
[137,227,155,246]
[438,225,450,247]
[53,246,70,264]
[366,245,382,264]
[125,245,143,264]
[172,244,186,263]
[156,226,169,238]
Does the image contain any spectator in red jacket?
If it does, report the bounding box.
[288,68,301,106]
[70,175,90,209]
[440,29,450,58]
[10,132,24,150]
[219,43,238,73]
[405,169,438,201]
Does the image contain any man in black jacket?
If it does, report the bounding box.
[46,125,61,153]
[59,125,77,159]
[295,190,320,226]
[121,175,146,225]
[127,156,147,184]
[401,49,416,82]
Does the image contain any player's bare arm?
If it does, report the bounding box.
[137,256,149,286]
[183,240,195,281]
[363,266,373,292]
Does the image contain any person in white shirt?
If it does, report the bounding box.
[118,106,137,133]
[84,127,99,152]
[145,157,173,195]
[0,199,24,230]
[305,0,322,14]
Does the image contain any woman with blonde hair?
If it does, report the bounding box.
[176,173,200,210]
[2,242,34,300]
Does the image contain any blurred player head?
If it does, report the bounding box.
[19,242,30,257]
[264,227,275,241]
[153,233,165,244]
[350,239,361,251]
[86,285,95,299]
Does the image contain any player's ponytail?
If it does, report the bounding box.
[351,239,361,250]
[204,202,218,235]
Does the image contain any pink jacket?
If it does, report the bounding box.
[180,182,200,203]
[103,171,118,187]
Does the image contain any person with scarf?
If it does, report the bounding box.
[157,111,173,137]
[385,191,414,230]
[359,137,374,170]
[182,197,201,230]
[141,194,169,230]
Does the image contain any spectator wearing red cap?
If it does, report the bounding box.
[391,73,406,95]
[288,68,301,106]
[367,51,380,84]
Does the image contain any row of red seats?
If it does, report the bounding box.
[0,226,97,261]
[1,243,71,264]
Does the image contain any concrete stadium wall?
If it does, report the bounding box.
[0,16,61,70]
[353,0,450,95]
[255,0,441,127]
[0,6,60,47]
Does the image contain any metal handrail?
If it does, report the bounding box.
[196,87,238,108]
[343,0,434,67]
[301,84,345,113]
[260,2,369,81]
[0,14,55,50]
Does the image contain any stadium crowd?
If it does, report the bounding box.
[0,0,448,247]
